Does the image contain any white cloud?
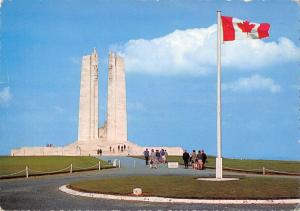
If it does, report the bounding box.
[117,25,300,76]
[0,0,3,8]
[222,37,300,70]
[223,74,281,93]
[243,0,252,2]
[0,87,12,105]
[118,26,216,76]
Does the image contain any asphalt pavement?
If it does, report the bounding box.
[0,156,299,210]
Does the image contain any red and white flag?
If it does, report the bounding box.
[221,16,270,41]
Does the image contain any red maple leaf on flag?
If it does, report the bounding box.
[237,21,255,33]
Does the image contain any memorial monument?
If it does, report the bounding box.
[11,49,183,156]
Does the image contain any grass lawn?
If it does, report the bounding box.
[169,156,300,173]
[0,156,111,177]
[69,175,300,199]
[131,155,300,173]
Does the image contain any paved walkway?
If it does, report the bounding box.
[0,156,299,210]
[99,156,216,177]
[99,156,300,179]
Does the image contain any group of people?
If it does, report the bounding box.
[182,149,207,170]
[117,145,127,152]
[97,148,102,156]
[46,144,54,147]
[96,145,129,156]
[108,145,128,153]
[143,148,168,169]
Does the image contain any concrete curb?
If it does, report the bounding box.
[59,185,300,205]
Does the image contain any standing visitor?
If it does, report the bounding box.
[190,150,197,169]
[182,150,190,169]
[164,150,168,163]
[201,150,207,169]
[155,150,160,168]
[150,149,156,168]
[144,149,150,165]
[99,149,102,156]
[196,150,203,170]
[160,149,165,163]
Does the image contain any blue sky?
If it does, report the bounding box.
[0,0,299,160]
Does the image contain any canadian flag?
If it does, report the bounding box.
[221,16,270,41]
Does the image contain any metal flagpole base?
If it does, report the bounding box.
[216,157,223,179]
[197,157,239,181]
[197,178,239,181]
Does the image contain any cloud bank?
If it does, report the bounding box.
[0,87,12,105]
[223,74,281,93]
[117,25,300,76]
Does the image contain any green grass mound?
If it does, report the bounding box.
[132,155,300,174]
[0,156,112,178]
[69,175,299,199]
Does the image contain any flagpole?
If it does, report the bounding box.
[216,10,223,179]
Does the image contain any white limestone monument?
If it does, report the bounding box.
[11,49,183,156]
[78,48,99,142]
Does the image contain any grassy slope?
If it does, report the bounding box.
[0,156,110,176]
[69,175,300,199]
[132,155,300,173]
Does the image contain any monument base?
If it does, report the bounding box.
[11,139,184,156]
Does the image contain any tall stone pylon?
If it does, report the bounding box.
[106,52,128,143]
[78,48,99,141]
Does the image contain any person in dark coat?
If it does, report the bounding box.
[182,150,190,169]
[201,150,207,169]
[144,149,150,165]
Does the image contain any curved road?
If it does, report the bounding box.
[0,157,298,210]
